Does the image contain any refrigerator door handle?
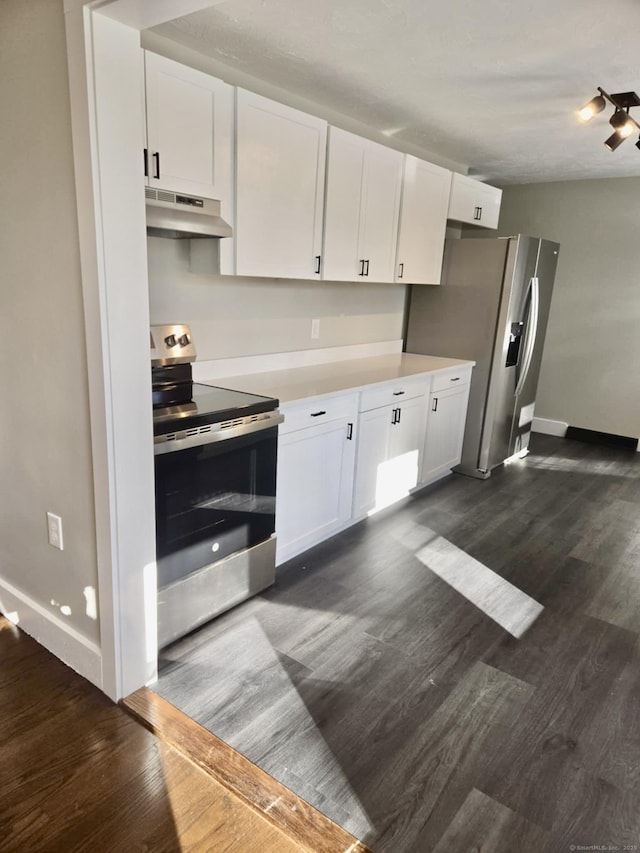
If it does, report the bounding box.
[514,276,540,397]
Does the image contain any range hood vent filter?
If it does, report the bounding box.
[145,187,233,239]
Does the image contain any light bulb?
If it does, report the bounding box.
[578,94,606,122]
[610,109,635,137]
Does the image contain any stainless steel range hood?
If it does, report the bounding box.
[145,187,233,239]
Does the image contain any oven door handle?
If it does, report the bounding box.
[154,411,284,455]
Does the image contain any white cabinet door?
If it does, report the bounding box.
[422,384,471,483]
[323,127,403,282]
[387,394,428,498]
[447,173,502,229]
[276,406,356,565]
[235,89,327,279]
[361,141,404,282]
[353,406,392,517]
[144,52,233,203]
[354,394,427,517]
[322,128,366,282]
[396,155,452,285]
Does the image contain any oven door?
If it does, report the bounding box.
[154,420,281,647]
[154,424,278,588]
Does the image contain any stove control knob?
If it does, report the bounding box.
[164,334,177,348]
[178,334,190,347]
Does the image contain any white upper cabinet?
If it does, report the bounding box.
[235,89,327,279]
[143,52,233,203]
[396,155,452,285]
[323,127,403,283]
[447,173,502,229]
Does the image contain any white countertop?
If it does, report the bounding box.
[203,352,475,406]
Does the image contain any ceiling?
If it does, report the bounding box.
[150,0,640,185]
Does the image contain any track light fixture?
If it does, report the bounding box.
[605,131,626,152]
[578,87,640,152]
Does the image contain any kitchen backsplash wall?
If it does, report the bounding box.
[147,237,407,360]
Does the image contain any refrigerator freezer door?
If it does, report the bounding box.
[514,276,539,398]
[508,239,560,457]
[479,235,540,472]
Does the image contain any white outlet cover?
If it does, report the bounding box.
[47,512,64,551]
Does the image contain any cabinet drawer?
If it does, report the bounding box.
[280,393,358,435]
[359,377,428,412]
[431,366,472,393]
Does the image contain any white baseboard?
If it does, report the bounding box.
[532,417,568,437]
[0,576,102,689]
[193,340,403,381]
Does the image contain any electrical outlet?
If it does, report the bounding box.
[47,512,64,551]
[311,318,320,339]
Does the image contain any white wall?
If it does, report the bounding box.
[0,0,100,655]
[489,178,640,440]
[147,238,406,358]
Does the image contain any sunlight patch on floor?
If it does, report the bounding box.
[161,615,374,837]
[414,528,543,638]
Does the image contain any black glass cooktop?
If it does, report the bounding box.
[153,383,279,436]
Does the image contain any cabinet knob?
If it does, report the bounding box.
[314,255,321,275]
[432,398,438,412]
[153,151,161,180]
[310,410,326,418]
[398,262,404,279]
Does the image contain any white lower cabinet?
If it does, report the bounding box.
[275,394,357,565]
[275,366,472,563]
[421,373,472,484]
[353,380,428,518]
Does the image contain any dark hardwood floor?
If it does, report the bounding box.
[0,616,364,852]
[156,434,640,852]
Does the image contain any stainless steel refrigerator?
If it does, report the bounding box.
[405,235,560,478]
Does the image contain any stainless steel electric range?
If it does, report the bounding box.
[151,324,282,648]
